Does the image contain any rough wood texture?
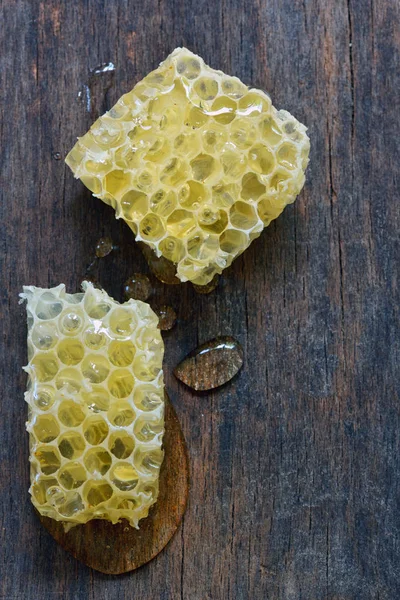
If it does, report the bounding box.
[39,395,190,574]
[1,0,399,598]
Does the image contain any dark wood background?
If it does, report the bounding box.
[1,1,399,598]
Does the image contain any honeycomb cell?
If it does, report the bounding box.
[109,308,136,336]
[198,207,228,234]
[212,183,239,208]
[30,353,59,382]
[113,497,139,511]
[56,368,82,393]
[133,354,162,382]
[32,477,59,505]
[82,387,110,412]
[194,76,219,101]
[58,400,86,427]
[220,229,248,255]
[84,481,114,506]
[160,157,189,187]
[190,153,217,182]
[46,486,67,508]
[108,370,135,399]
[83,415,109,445]
[32,385,55,410]
[66,48,309,286]
[238,91,271,116]
[115,147,141,171]
[120,190,149,221]
[136,481,158,499]
[104,169,132,197]
[83,329,107,350]
[167,209,197,238]
[178,180,208,210]
[277,142,298,170]
[110,463,139,491]
[176,55,201,79]
[211,96,237,124]
[109,431,135,459]
[134,417,163,442]
[58,492,84,517]
[59,310,85,336]
[248,143,275,175]
[35,292,63,320]
[159,236,185,263]
[58,432,86,459]
[81,354,110,383]
[86,159,113,177]
[173,132,201,158]
[107,400,135,426]
[220,146,247,179]
[221,76,247,98]
[31,322,59,350]
[230,119,257,149]
[33,414,60,443]
[107,340,136,367]
[202,125,228,153]
[186,106,209,129]
[84,448,112,476]
[145,138,171,163]
[257,195,283,225]
[230,201,259,230]
[270,169,290,191]
[150,189,177,218]
[133,385,163,411]
[59,462,87,490]
[34,445,61,475]
[241,172,266,201]
[57,339,85,366]
[259,116,283,146]
[139,214,165,241]
[85,298,111,320]
[136,448,164,475]
[136,167,157,191]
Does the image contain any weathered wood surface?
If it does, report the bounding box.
[39,395,189,574]
[1,0,399,598]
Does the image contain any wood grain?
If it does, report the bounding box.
[38,395,190,574]
[1,0,399,598]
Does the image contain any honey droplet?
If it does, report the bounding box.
[95,236,113,258]
[174,336,243,391]
[123,273,152,302]
[192,274,220,294]
[155,306,177,331]
[139,242,180,285]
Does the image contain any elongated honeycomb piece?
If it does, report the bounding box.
[66,48,310,285]
[21,282,164,529]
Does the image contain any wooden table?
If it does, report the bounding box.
[1,1,399,598]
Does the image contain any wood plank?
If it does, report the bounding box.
[1,0,399,598]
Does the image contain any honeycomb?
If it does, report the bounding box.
[20,282,164,529]
[66,48,310,285]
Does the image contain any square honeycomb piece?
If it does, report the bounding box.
[66,48,310,285]
[21,282,164,529]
